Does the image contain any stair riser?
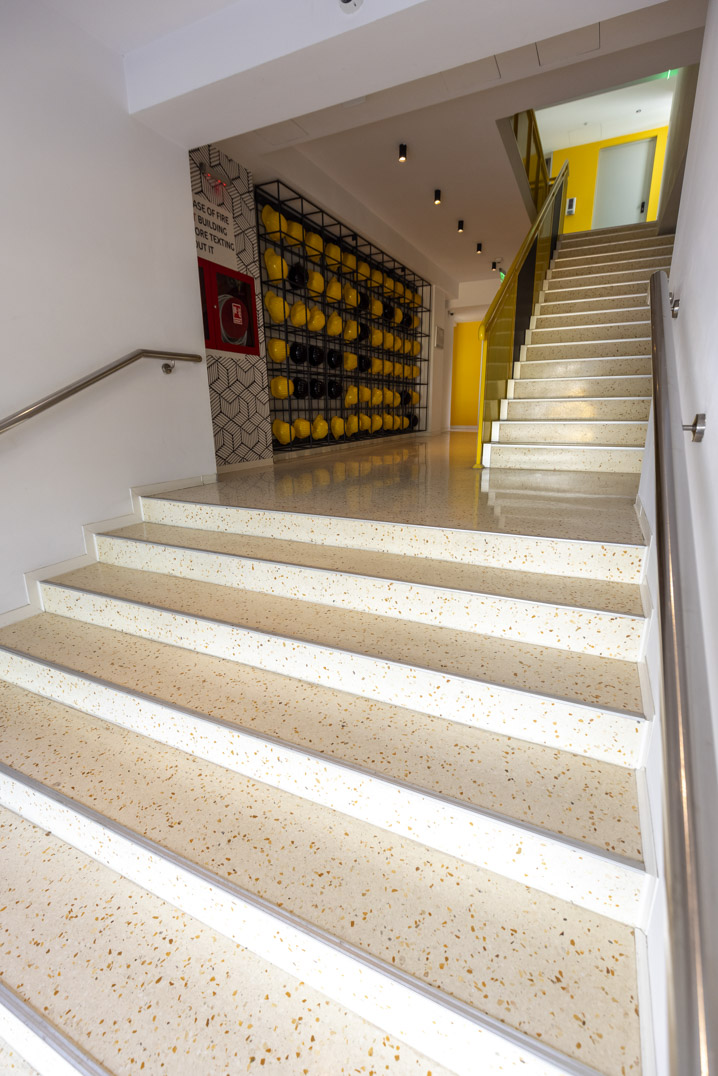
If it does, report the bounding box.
[503,399,651,421]
[559,225,659,247]
[555,245,673,267]
[0,648,644,916]
[546,267,668,290]
[523,340,651,360]
[94,536,643,660]
[550,257,671,278]
[538,294,648,315]
[39,583,647,766]
[0,1007,77,1076]
[515,357,651,380]
[493,421,647,448]
[543,283,654,304]
[483,443,643,475]
[509,375,652,400]
[533,308,650,329]
[527,323,650,345]
[0,772,569,1076]
[142,499,644,583]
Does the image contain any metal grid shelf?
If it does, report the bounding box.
[255,180,430,454]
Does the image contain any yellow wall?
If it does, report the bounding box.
[450,321,481,427]
[550,126,668,233]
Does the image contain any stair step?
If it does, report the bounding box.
[142,497,645,581]
[546,266,669,290]
[491,420,648,448]
[514,356,651,381]
[538,293,649,316]
[550,255,671,279]
[503,397,651,422]
[554,243,674,267]
[39,564,648,763]
[92,523,644,657]
[523,339,651,360]
[509,374,652,400]
[557,236,673,259]
[533,307,650,329]
[481,468,640,498]
[0,805,455,1076]
[0,697,644,1076]
[559,223,659,247]
[482,442,644,475]
[527,322,650,345]
[543,281,658,303]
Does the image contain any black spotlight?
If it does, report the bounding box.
[492,261,497,271]
[399,143,407,162]
[434,189,441,205]
[476,242,482,254]
[458,220,464,233]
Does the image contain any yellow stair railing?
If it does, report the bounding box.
[474,159,569,468]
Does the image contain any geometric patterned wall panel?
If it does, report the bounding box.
[189,145,272,466]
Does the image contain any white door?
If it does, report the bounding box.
[592,138,656,230]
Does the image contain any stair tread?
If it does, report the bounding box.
[0,614,642,858]
[47,563,644,714]
[0,686,642,1076]
[0,805,451,1076]
[0,1037,38,1075]
[106,521,644,615]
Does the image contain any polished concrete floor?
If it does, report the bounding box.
[173,432,645,545]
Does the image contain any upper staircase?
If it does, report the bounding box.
[482,223,672,473]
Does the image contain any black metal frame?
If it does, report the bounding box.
[255,180,430,454]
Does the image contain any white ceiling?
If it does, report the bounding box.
[536,74,677,151]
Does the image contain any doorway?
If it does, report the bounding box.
[592,138,656,229]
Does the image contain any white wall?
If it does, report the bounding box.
[429,287,453,433]
[668,0,718,750]
[0,1,216,614]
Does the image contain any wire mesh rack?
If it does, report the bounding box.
[255,180,431,455]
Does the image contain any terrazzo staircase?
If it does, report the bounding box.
[482,222,671,472]
[0,472,656,1076]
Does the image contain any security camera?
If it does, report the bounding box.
[339,0,363,11]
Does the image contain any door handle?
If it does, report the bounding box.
[640,201,646,213]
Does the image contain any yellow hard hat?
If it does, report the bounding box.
[307,270,324,296]
[371,414,383,432]
[359,412,371,432]
[403,339,412,355]
[290,301,308,327]
[371,297,383,319]
[343,352,358,372]
[383,331,394,351]
[371,359,383,376]
[394,280,404,298]
[370,268,383,289]
[345,384,358,406]
[293,418,311,439]
[393,306,403,325]
[267,338,288,362]
[392,414,401,430]
[383,275,395,295]
[382,359,394,376]
[341,250,357,275]
[270,376,293,399]
[371,387,383,406]
[358,385,371,403]
[343,283,358,307]
[382,388,393,405]
[393,336,403,352]
[263,247,287,282]
[307,306,325,332]
[284,219,304,246]
[272,419,294,444]
[357,261,370,281]
[311,416,328,440]
[305,231,324,258]
[371,328,383,348]
[343,319,358,342]
[382,412,393,430]
[264,291,289,323]
[402,416,409,429]
[327,312,343,336]
[261,204,287,242]
[325,243,341,269]
[326,277,342,303]
[331,416,345,440]
[345,414,359,437]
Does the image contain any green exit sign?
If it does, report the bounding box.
[499,269,506,281]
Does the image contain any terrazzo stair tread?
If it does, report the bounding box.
[503,398,651,422]
[559,224,659,246]
[482,444,643,475]
[537,295,648,316]
[510,375,652,400]
[550,255,671,278]
[545,267,669,290]
[0,808,454,1076]
[43,563,645,716]
[492,421,647,448]
[0,694,642,1076]
[527,323,651,345]
[0,1038,38,1076]
[102,521,643,615]
[481,469,640,497]
[542,283,658,304]
[515,357,651,381]
[523,340,651,361]
[533,308,652,329]
[0,614,643,858]
[554,244,673,266]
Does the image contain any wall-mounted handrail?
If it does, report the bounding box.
[649,270,718,1076]
[0,349,203,437]
[473,160,568,464]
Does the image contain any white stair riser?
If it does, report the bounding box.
[523,339,651,360]
[550,257,671,279]
[533,308,651,329]
[555,245,673,267]
[0,773,573,1076]
[492,420,647,449]
[514,357,651,380]
[503,399,651,421]
[94,535,643,660]
[483,442,643,475]
[543,283,655,303]
[142,499,644,583]
[559,226,660,248]
[509,375,652,400]
[39,583,647,766]
[527,323,650,345]
[0,648,645,917]
[538,294,648,315]
[546,268,669,291]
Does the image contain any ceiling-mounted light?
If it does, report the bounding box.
[492,261,497,271]
[457,220,464,233]
[434,189,441,205]
[398,143,407,162]
[476,242,482,254]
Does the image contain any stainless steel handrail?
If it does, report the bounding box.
[0,349,203,436]
[649,270,718,1076]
